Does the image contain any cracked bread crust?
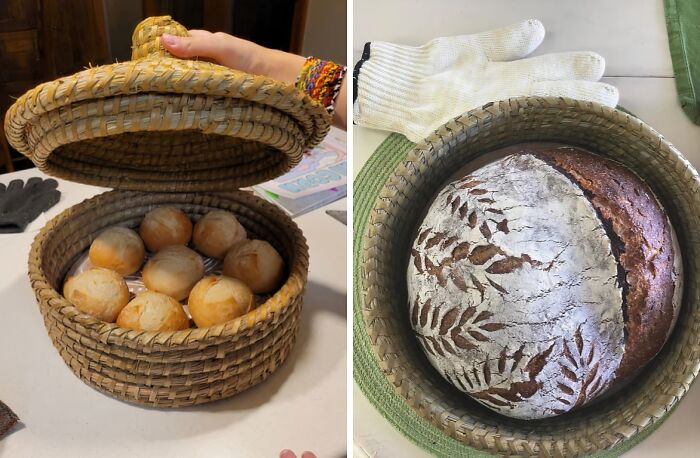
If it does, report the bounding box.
[407,144,682,420]
[533,146,680,384]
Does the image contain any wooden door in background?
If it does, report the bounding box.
[0,0,110,172]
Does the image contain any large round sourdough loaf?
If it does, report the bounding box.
[407,144,683,420]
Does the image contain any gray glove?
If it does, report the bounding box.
[0,400,18,438]
[0,178,60,233]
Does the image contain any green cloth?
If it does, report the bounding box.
[353,133,677,457]
[665,0,700,124]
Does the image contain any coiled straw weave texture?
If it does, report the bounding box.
[4,16,331,192]
[29,190,308,407]
[359,97,700,456]
[10,16,325,407]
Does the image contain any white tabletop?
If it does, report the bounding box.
[0,169,347,458]
[353,1,700,457]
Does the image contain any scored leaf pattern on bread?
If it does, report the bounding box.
[443,178,511,239]
[412,233,543,296]
[412,174,571,300]
[551,325,607,413]
[444,343,556,410]
[410,177,538,363]
[431,327,608,415]
[407,155,626,419]
[410,296,507,356]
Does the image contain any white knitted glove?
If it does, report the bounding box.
[353,19,619,142]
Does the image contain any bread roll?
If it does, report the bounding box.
[63,267,129,322]
[188,275,254,328]
[142,245,204,300]
[116,291,189,331]
[192,210,247,258]
[139,206,192,252]
[88,226,145,275]
[223,239,284,293]
[407,144,682,420]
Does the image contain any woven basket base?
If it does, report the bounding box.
[47,300,299,386]
[358,98,700,456]
[30,189,308,407]
[56,323,298,408]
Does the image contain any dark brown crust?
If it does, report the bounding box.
[532,146,677,382]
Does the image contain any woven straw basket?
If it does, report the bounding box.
[359,97,700,456]
[6,16,331,407]
[5,16,330,192]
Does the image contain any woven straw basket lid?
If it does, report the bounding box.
[4,16,331,192]
[356,97,700,456]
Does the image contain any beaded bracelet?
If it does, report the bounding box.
[296,57,347,115]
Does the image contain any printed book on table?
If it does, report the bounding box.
[253,127,347,217]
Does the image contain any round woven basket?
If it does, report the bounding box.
[29,190,307,407]
[4,16,331,192]
[5,16,331,407]
[357,97,700,456]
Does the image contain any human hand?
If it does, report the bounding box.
[161,29,347,129]
[353,19,619,142]
[161,31,306,85]
[279,449,317,458]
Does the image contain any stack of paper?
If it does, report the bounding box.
[253,127,347,217]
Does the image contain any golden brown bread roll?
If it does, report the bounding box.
[139,206,192,252]
[88,226,145,275]
[223,239,285,293]
[188,275,254,328]
[116,291,190,331]
[63,267,129,322]
[192,210,247,258]
[142,245,204,300]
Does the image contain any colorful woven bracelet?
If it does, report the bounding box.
[296,57,347,115]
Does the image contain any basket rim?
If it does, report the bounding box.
[3,14,332,192]
[51,300,299,377]
[28,189,309,350]
[4,57,330,155]
[355,96,700,456]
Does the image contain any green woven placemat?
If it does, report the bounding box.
[352,132,678,457]
[665,0,700,124]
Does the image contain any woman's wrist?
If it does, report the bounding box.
[228,35,305,84]
[296,58,346,112]
[212,35,346,128]
[251,48,306,85]
[218,33,267,75]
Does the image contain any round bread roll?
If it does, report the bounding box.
[88,226,145,275]
[116,291,189,331]
[63,267,129,322]
[142,245,204,300]
[188,275,254,328]
[407,144,682,420]
[192,210,247,258]
[139,206,192,252]
[223,239,284,293]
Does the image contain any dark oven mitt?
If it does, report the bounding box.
[0,400,19,438]
[0,178,60,233]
